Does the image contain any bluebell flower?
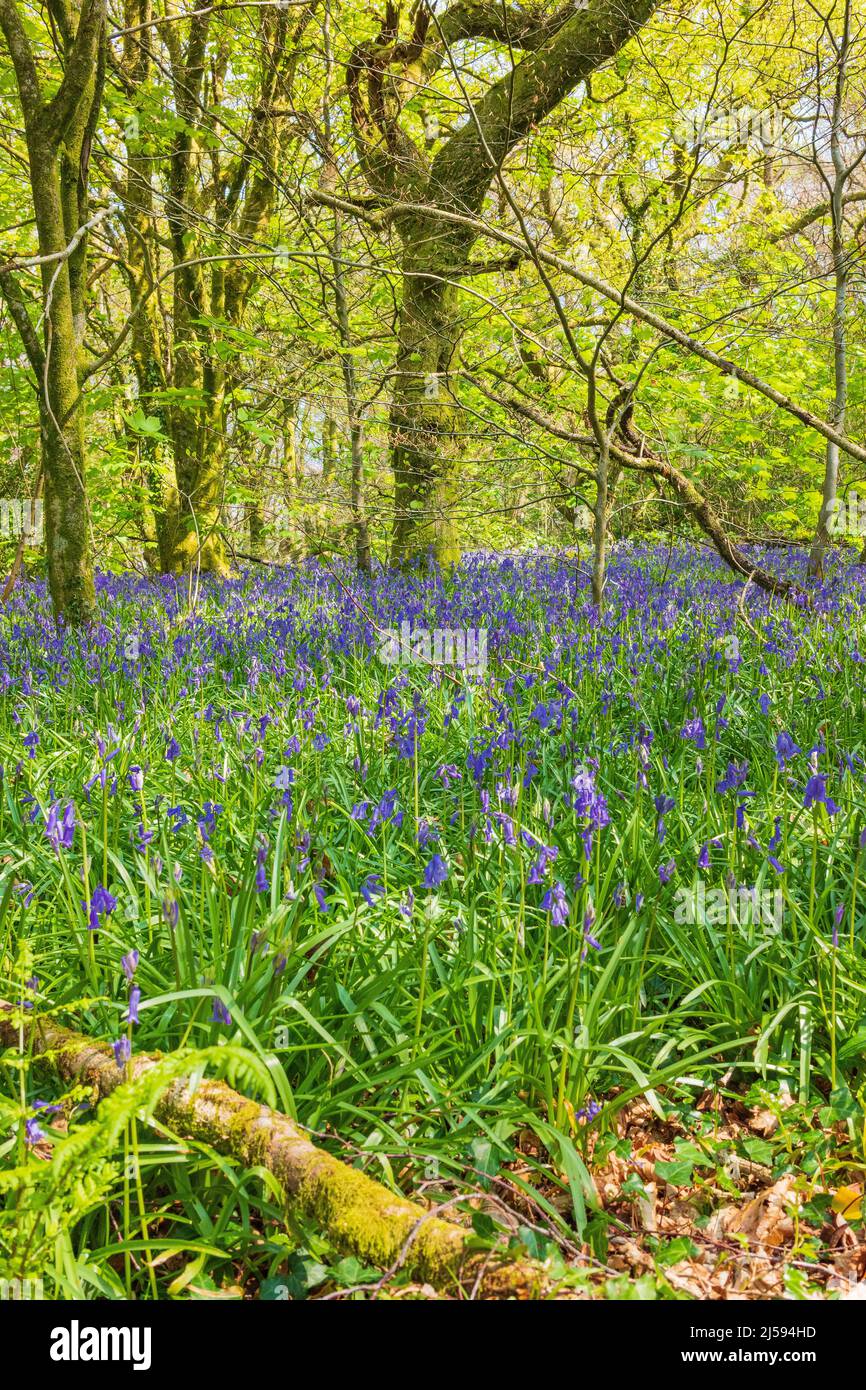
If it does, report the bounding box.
[680,716,705,750]
[423,853,449,889]
[211,998,231,1026]
[417,819,438,848]
[125,986,141,1026]
[255,846,269,893]
[576,1098,601,1123]
[121,948,139,980]
[313,883,330,912]
[571,765,609,828]
[369,789,398,833]
[803,773,839,815]
[541,880,569,926]
[82,884,117,931]
[716,762,749,794]
[654,794,675,842]
[24,1117,45,1145]
[528,843,558,884]
[775,732,800,769]
[833,901,845,948]
[583,905,600,952]
[360,873,384,906]
[45,801,76,853]
[132,822,154,852]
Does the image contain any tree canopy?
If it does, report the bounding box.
[0,0,863,614]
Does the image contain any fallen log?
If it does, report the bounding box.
[0,1005,550,1299]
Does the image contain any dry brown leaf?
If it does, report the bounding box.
[728,1175,798,1247]
[704,1204,740,1240]
[748,1108,780,1137]
[665,1259,715,1297]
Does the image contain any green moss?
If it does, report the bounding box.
[2,1010,547,1296]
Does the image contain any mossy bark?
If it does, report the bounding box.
[349,0,660,567]
[35,143,95,623]
[0,1006,550,1298]
[0,0,105,623]
[118,0,179,571]
[116,5,310,576]
[389,254,464,567]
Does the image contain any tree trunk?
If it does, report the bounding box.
[591,437,611,610]
[279,403,304,561]
[346,0,660,567]
[0,1004,548,1298]
[160,406,229,575]
[0,0,104,622]
[390,248,464,566]
[330,210,373,571]
[30,159,94,622]
[248,497,265,559]
[322,415,337,483]
[808,0,851,580]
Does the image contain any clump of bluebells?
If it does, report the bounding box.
[2,541,866,1286]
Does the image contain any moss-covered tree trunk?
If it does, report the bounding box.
[35,159,95,623]
[348,0,660,566]
[0,1004,550,1297]
[160,8,229,576]
[0,0,105,623]
[121,3,309,576]
[117,0,178,571]
[390,249,463,566]
[161,347,229,575]
[807,0,851,580]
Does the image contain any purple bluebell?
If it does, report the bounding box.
[803,773,839,816]
[121,948,139,980]
[361,873,384,906]
[211,998,231,1026]
[423,853,449,889]
[541,881,569,926]
[125,986,141,1026]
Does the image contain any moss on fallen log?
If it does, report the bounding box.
[0,1006,551,1298]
